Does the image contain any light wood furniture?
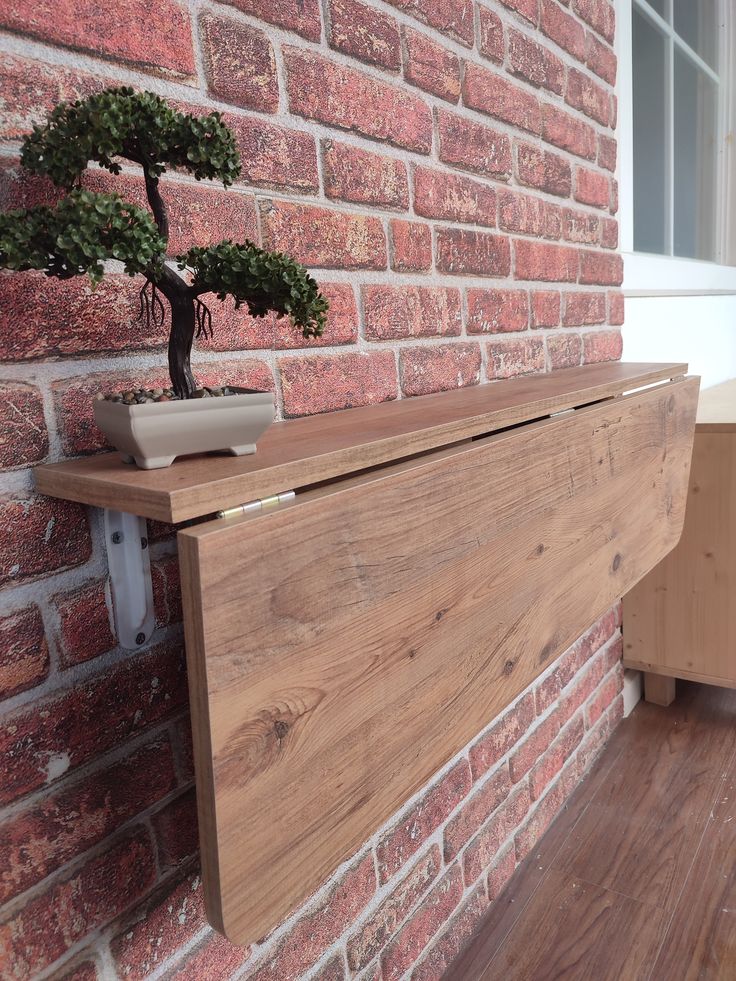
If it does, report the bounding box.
[35,363,698,945]
[624,378,736,703]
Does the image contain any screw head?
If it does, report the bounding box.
[111,531,123,544]
[135,632,146,645]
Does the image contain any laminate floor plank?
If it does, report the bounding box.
[552,684,736,910]
[446,683,736,981]
[650,760,736,979]
[479,868,668,981]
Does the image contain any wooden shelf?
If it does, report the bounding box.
[36,362,686,522]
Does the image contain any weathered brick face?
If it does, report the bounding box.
[0,0,624,976]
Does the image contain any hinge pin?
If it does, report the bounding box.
[217,490,295,520]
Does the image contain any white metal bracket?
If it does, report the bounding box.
[104,509,155,651]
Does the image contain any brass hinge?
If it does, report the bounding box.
[217,490,295,520]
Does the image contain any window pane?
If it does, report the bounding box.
[673,50,717,260]
[633,9,668,254]
[673,0,718,69]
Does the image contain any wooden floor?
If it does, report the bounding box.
[447,682,736,981]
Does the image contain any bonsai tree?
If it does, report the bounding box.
[0,88,328,398]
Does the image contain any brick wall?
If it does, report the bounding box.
[0,0,623,977]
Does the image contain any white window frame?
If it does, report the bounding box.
[617,0,736,295]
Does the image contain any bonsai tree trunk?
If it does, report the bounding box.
[168,291,197,399]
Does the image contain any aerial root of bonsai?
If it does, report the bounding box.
[138,279,166,331]
[195,298,213,339]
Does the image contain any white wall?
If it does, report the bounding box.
[623,294,736,389]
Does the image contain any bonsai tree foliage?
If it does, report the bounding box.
[0,88,328,398]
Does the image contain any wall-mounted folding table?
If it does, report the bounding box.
[36,362,699,945]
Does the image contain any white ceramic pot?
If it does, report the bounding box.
[93,388,275,470]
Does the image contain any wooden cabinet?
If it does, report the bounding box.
[624,379,736,703]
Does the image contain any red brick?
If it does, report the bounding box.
[609,691,624,728]
[280,351,397,417]
[509,28,565,94]
[324,141,408,209]
[573,0,615,43]
[390,220,432,272]
[563,291,606,326]
[249,854,376,981]
[436,229,511,276]
[262,199,387,270]
[414,166,497,226]
[548,332,583,368]
[383,0,474,45]
[377,760,472,884]
[609,291,624,325]
[0,0,195,78]
[579,250,623,285]
[467,289,529,334]
[380,866,464,981]
[0,606,48,701]
[463,64,542,135]
[500,0,539,24]
[499,189,562,239]
[152,554,182,628]
[478,7,505,63]
[0,829,156,978]
[576,712,610,777]
[540,0,586,60]
[515,240,579,281]
[487,843,517,900]
[514,779,566,861]
[0,272,164,362]
[563,208,600,244]
[312,955,346,981]
[566,68,609,126]
[0,381,48,470]
[0,736,176,905]
[0,56,104,141]
[598,134,617,173]
[610,176,619,214]
[584,330,623,363]
[226,115,318,192]
[0,640,187,805]
[112,872,206,978]
[0,495,92,589]
[170,933,250,980]
[601,217,619,249]
[412,884,488,981]
[556,610,619,689]
[209,282,358,351]
[347,846,441,971]
[363,286,462,340]
[510,712,560,782]
[404,27,461,102]
[532,290,561,327]
[517,144,571,198]
[222,0,321,41]
[57,961,98,981]
[586,31,617,84]
[469,693,535,780]
[200,13,278,112]
[285,48,432,153]
[438,110,512,179]
[400,343,481,396]
[529,716,585,799]
[53,580,114,667]
[586,672,620,728]
[444,765,512,862]
[329,0,401,68]
[561,652,611,722]
[53,361,273,457]
[462,783,532,883]
[542,104,597,160]
[486,338,546,378]
[152,788,199,871]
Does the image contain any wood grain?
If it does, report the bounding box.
[35,362,686,522]
[479,869,668,981]
[551,683,736,910]
[643,672,676,706]
[179,376,698,944]
[624,426,736,689]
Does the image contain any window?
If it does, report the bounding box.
[632,0,727,262]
